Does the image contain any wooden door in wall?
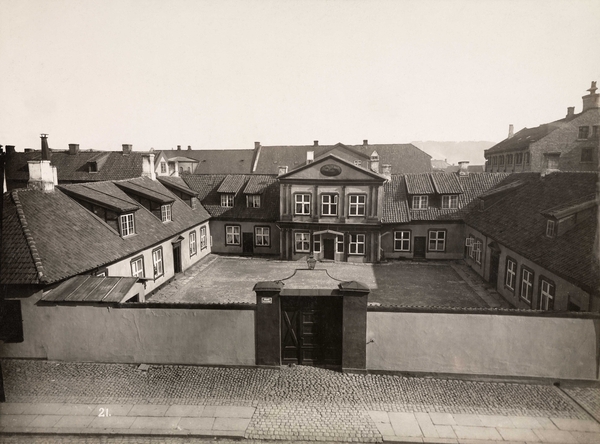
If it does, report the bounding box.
[173,242,182,273]
[280,297,342,367]
[323,239,335,260]
[414,237,426,259]
[243,232,253,254]
[489,250,500,288]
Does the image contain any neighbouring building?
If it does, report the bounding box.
[463,172,599,312]
[156,146,255,176]
[485,82,600,173]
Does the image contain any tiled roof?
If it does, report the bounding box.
[1,177,211,285]
[405,174,435,194]
[60,184,141,212]
[381,177,411,224]
[541,194,596,219]
[244,175,274,194]
[157,176,197,196]
[41,275,141,303]
[183,174,279,221]
[464,172,599,292]
[217,175,247,194]
[484,124,561,154]
[252,143,432,175]
[115,181,175,204]
[160,150,254,174]
[445,165,485,173]
[430,173,463,194]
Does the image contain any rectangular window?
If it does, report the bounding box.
[225,225,241,245]
[507,154,513,164]
[247,195,261,208]
[546,220,556,237]
[515,153,523,165]
[313,234,321,253]
[578,126,590,139]
[161,204,172,222]
[473,240,482,264]
[295,194,311,215]
[295,232,310,252]
[539,278,555,311]
[520,267,534,304]
[321,194,338,216]
[428,230,446,251]
[349,195,366,216]
[221,194,234,207]
[120,213,135,237]
[353,160,362,166]
[152,248,164,278]
[492,156,497,165]
[412,195,428,210]
[349,234,365,255]
[499,155,505,165]
[525,152,530,164]
[130,256,144,278]
[394,231,410,251]
[189,231,197,256]
[505,258,516,291]
[336,235,344,253]
[160,162,167,173]
[255,226,270,247]
[593,125,599,139]
[200,226,207,250]
[442,195,458,209]
[581,147,593,163]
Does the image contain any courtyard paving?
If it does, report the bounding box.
[149,255,504,308]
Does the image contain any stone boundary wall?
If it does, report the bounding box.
[366,310,599,381]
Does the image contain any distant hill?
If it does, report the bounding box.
[411,141,495,166]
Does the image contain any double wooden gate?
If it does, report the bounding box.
[280,296,342,367]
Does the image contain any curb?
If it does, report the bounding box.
[0,426,245,439]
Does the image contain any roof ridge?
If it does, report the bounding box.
[10,190,46,283]
[78,183,140,206]
[122,179,174,199]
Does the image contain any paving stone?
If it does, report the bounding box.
[498,427,541,442]
[414,412,439,438]
[533,428,577,443]
[0,414,38,428]
[56,404,97,416]
[508,416,545,429]
[28,415,63,428]
[130,416,180,429]
[54,415,95,428]
[435,425,457,439]
[0,403,29,415]
[88,416,136,429]
[375,422,395,436]
[570,431,600,443]
[200,406,218,417]
[91,404,134,416]
[388,412,422,437]
[164,405,205,417]
[478,414,515,428]
[369,410,390,423]
[452,413,483,426]
[535,417,559,430]
[550,418,600,433]
[452,425,503,441]
[177,417,215,430]
[423,439,458,444]
[214,405,255,418]
[430,413,457,425]
[21,403,66,415]
[128,404,170,417]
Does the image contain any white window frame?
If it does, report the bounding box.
[161,204,172,222]
[442,195,458,209]
[349,234,365,255]
[520,267,534,304]
[506,258,516,291]
[255,226,270,247]
[546,220,556,237]
[473,240,482,264]
[120,213,135,237]
[428,230,446,251]
[130,256,144,278]
[353,160,362,166]
[200,226,207,250]
[349,195,366,216]
[225,225,241,245]
[295,194,311,215]
[539,279,555,311]
[295,232,310,252]
[189,231,197,256]
[336,235,344,253]
[313,234,321,253]
[221,194,234,208]
[412,195,428,210]
[152,248,164,278]
[321,194,338,216]
[160,162,167,174]
[394,231,410,251]
[247,194,261,208]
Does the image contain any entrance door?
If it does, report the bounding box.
[323,239,335,260]
[489,250,500,288]
[243,232,253,254]
[173,242,182,273]
[281,297,342,367]
[414,236,426,259]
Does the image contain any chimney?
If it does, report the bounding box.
[187,145,191,150]
[508,124,514,139]
[582,81,599,112]
[5,145,15,155]
[122,144,132,155]
[363,139,368,146]
[177,145,181,151]
[142,153,156,180]
[254,141,260,149]
[28,160,57,191]
[278,166,288,176]
[458,161,470,176]
[307,151,314,164]
[313,140,318,146]
[41,134,51,160]
[566,106,575,118]
[370,150,380,173]
[381,164,391,179]
[68,143,79,155]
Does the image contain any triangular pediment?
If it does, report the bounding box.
[279,154,386,182]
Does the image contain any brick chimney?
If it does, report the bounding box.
[68,144,79,155]
[5,145,15,155]
[177,145,181,151]
[122,144,132,155]
[508,124,514,139]
[381,164,391,179]
[254,141,260,149]
[278,166,288,176]
[582,81,599,112]
[370,150,380,173]
[187,145,192,150]
[363,139,368,146]
[41,134,51,160]
[566,106,575,118]
[458,161,470,176]
[28,159,57,191]
[313,140,318,146]
[141,153,156,180]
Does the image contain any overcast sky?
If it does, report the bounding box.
[1,0,598,153]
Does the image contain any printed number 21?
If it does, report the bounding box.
[98,408,110,417]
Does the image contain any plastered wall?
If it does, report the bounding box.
[0,292,255,366]
[367,311,599,380]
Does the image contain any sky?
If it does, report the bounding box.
[1,0,599,155]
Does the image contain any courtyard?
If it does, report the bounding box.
[149,255,502,308]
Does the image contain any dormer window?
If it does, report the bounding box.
[247,195,261,208]
[221,194,234,207]
[120,213,135,237]
[88,161,98,173]
[412,195,428,210]
[578,126,589,139]
[442,195,458,209]
[160,162,167,174]
[546,219,556,237]
[161,204,172,222]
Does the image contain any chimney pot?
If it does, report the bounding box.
[508,124,514,138]
[68,144,80,155]
[6,145,15,155]
[122,144,132,155]
[458,160,470,176]
[177,145,181,150]
[566,106,575,117]
[381,164,391,179]
[187,145,191,150]
[363,139,368,146]
[314,140,318,146]
[582,80,599,112]
[142,153,156,180]
[40,134,51,160]
[278,166,288,176]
